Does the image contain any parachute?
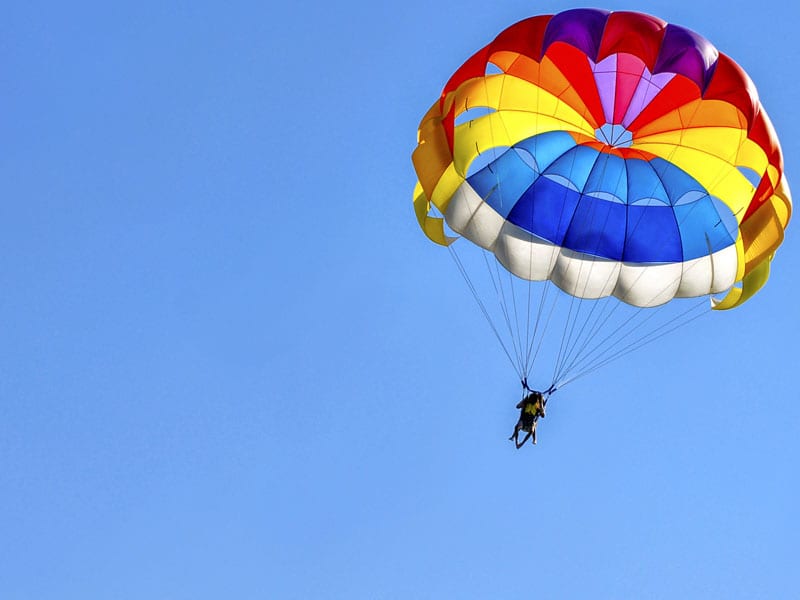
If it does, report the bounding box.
[412,9,791,390]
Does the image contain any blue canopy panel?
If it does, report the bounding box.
[466,134,738,264]
[466,131,578,218]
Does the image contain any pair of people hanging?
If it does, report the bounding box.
[509,379,553,448]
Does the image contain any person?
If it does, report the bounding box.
[509,390,546,448]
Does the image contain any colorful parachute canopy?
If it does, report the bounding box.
[412,8,791,310]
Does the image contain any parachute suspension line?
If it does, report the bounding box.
[552,244,612,382]
[553,285,589,381]
[555,303,660,386]
[553,270,675,386]
[555,298,709,389]
[506,263,527,371]
[498,257,527,372]
[557,293,635,381]
[481,249,525,373]
[523,271,553,378]
[524,264,534,372]
[520,156,536,379]
[554,294,617,383]
[447,243,523,378]
[526,279,563,379]
[551,282,582,385]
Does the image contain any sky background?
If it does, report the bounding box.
[1,1,798,598]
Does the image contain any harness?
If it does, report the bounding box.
[521,377,556,407]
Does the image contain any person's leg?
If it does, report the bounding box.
[516,431,531,449]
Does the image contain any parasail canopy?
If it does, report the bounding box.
[412,9,791,388]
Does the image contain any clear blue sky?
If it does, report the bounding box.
[1,1,798,598]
